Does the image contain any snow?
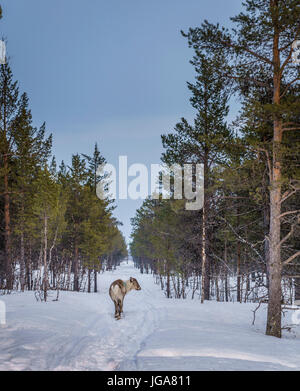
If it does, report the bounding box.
[1,260,300,371]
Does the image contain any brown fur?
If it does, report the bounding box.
[109,277,141,320]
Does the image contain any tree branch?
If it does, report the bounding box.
[278,218,299,248]
[220,39,273,65]
[282,127,300,132]
[283,251,300,266]
[220,217,265,264]
[278,210,300,219]
[280,189,298,205]
[280,78,300,98]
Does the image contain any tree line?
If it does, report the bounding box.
[0,61,127,299]
[130,0,300,338]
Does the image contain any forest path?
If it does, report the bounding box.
[1,261,300,370]
[0,261,164,370]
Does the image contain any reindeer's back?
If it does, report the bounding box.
[109,279,125,301]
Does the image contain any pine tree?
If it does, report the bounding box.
[12,93,52,291]
[0,64,19,289]
[161,53,232,302]
[65,154,88,291]
[82,142,107,292]
[82,142,106,191]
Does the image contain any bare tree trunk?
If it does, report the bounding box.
[266,175,282,337]
[159,273,164,291]
[20,231,25,291]
[73,244,79,291]
[88,268,91,293]
[166,262,171,298]
[224,240,229,302]
[181,275,186,299]
[237,241,241,303]
[66,260,72,290]
[26,244,32,290]
[4,154,12,290]
[266,20,283,338]
[263,193,270,287]
[94,268,98,293]
[43,214,48,301]
[201,199,207,303]
[216,275,220,301]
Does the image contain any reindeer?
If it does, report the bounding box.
[109,277,141,320]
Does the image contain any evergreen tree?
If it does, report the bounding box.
[65,154,88,291]
[161,53,232,302]
[82,142,106,191]
[82,142,109,292]
[12,93,52,291]
[0,64,19,289]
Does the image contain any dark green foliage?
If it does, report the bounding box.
[0,64,127,296]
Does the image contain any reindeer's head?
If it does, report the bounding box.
[130,277,141,290]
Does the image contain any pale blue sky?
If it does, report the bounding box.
[1,0,242,243]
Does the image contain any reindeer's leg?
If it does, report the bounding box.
[120,298,124,314]
[114,301,119,318]
[115,299,122,319]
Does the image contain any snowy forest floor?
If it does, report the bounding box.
[1,260,300,371]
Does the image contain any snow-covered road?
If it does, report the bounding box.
[0,261,165,370]
[1,260,300,371]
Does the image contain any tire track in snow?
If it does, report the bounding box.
[116,284,166,371]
